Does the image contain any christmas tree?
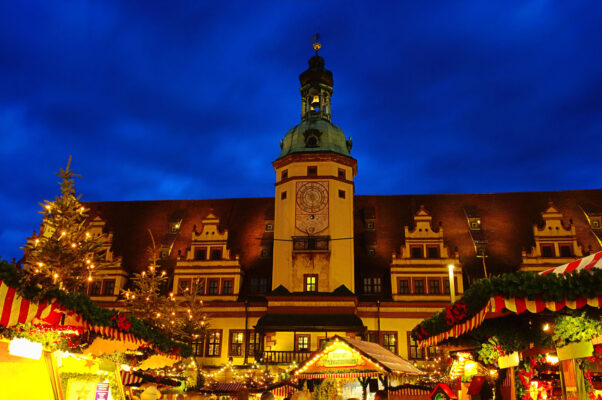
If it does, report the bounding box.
[123,230,170,327]
[123,230,208,342]
[22,157,117,296]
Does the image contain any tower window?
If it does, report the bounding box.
[281,170,288,180]
[307,166,317,176]
[304,274,318,292]
[306,135,319,148]
[338,168,346,179]
[338,190,346,199]
[281,191,287,200]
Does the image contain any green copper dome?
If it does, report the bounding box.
[277,51,352,159]
[277,119,352,159]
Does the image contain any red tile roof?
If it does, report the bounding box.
[85,189,602,296]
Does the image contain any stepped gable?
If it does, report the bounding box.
[354,189,602,279]
[85,198,273,274]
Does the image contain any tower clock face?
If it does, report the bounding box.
[295,181,329,234]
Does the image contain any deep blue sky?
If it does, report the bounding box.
[2,1,602,261]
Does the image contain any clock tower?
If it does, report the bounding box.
[272,42,356,293]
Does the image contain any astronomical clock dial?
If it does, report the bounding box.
[295,181,329,234]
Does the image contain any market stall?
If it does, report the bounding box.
[0,272,191,400]
[411,251,602,400]
[292,335,424,399]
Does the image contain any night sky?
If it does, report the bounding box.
[2,1,602,261]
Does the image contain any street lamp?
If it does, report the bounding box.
[448,264,456,303]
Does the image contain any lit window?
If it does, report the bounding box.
[265,223,273,232]
[407,333,425,360]
[246,331,260,356]
[304,275,317,292]
[382,333,397,354]
[593,220,600,229]
[206,330,222,357]
[296,335,310,352]
[229,331,244,357]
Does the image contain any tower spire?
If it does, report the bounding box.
[312,33,321,55]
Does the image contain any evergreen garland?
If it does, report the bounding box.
[0,260,192,357]
[412,268,602,341]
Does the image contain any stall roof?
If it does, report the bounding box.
[293,335,423,378]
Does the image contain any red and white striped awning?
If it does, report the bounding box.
[0,280,63,327]
[120,370,143,386]
[540,251,602,275]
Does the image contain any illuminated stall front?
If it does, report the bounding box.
[292,336,423,399]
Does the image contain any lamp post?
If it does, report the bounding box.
[448,264,456,303]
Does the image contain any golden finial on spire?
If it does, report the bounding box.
[312,33,321,54]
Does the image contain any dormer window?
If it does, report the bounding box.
[306,135,319,147]
[169,222,181,234]
[304,129,321,148]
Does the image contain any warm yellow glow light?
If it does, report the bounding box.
[545,354,559,365]
[543,323,550,331]
[9,338,43,360]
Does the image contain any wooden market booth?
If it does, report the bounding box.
[292,335,424,399]
[411,251,602,400]
[0,277,188,400]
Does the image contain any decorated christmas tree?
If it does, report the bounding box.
[123,230,170,328]
[22,157,117,297]
[123,231,208,343]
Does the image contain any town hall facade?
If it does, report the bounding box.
[47,49,602,371]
